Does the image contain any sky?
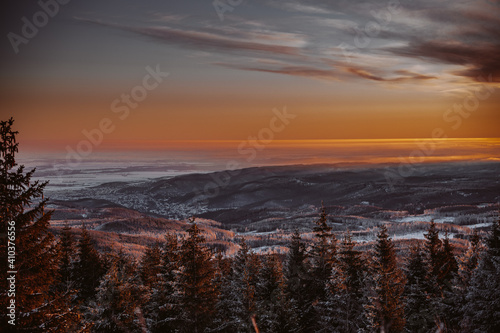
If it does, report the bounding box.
[1,0,499,157]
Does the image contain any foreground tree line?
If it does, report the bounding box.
[1,118,500,332]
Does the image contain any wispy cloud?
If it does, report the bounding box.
[75,0,499,86]
[346,67,436,82]
[216,62,343,81]
[75,17,304,58]
[271,1,335,15]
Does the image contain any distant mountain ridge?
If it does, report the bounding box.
[49,161,500,229]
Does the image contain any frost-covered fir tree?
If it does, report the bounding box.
[255,254,294,333]
[437,234,461,331]
[311,205,337,296]
[460,230,483,279]
[211,251,235,333]
[284,229,313,333]
[322,232,367,333]
[140,242,163,288]
[403,245,435,333]
[90,250,146,333]
[213,238,259,333]
[439,233,458,291]
[144,234,182,333]
[57,223,77,294]
[423,220,457,296]
[367,225,406,333]
[178,223,218,333]
[461,218,500,332]
[440,230,483,331]
[0,118,80,331]
[74,226,105,302]
[424,220,442,296]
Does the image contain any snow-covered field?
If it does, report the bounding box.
[468,223,492,229]
[394,215,455,223]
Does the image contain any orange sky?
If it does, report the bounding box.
[4,87,499,152]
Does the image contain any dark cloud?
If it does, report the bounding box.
[384,6,500,82]
[387,40,500,82]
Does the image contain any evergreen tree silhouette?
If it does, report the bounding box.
[367,225,406,333]
[0,118,80,331]
[178,222,218,333]
[462,217,500,332]
[403,245,434,333]
[74,226,104,302]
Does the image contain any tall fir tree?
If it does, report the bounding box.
[423,220,445,297]
[310,205,336,304]
[461,217,500,332]
[323,231,367,333]
[367,225,406,333]
[255,254,294,333]
[213,238,260,333]
[178,223,218,333]
[284,229,313,333]
[74,226,105,302]
[211,251,235,333]
[0,118,80,331]
[90,250,146,333]
[144,234,182,333]
[441,231,483,332]
[436,234,459,330]
[140,242,163,288]
[460,230,483,278]
[57,223,76,294]
[403,245,435,333]
[439,233,458,291]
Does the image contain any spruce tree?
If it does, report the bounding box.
[145,234,182,333]
[211,251,235,333]
[74,226,104,302]
[461,218,500,332]
[403,245,435,333]
[140,242,163,288]
[0,118,80,331]
[439,234,458,291]
[178,223,218,333]
[213,238,259,333]
[441,231,482,332]
[423,220,445,297]
[58,223,76,294]
[256,254,293,333]
[91,250,146,332]
[461,230,483,277]
[310,205,336,302]
[367,225,406,333]
[284,229,312,333]
[324,232,367,333]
